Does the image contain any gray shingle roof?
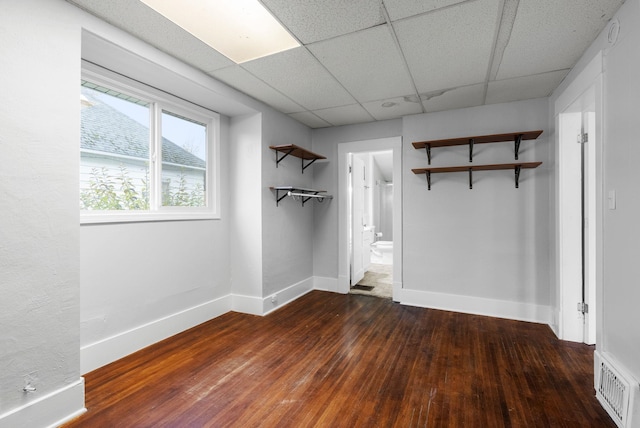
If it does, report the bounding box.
[81,88,206,169]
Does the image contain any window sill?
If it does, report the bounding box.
[80,210,220,225]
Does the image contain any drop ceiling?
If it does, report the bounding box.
[68,0,624,129]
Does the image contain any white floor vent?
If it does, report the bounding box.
[596,353,631,428]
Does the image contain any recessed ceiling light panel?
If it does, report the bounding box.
[140,0,300,63]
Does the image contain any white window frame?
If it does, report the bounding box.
[80,62,220,224]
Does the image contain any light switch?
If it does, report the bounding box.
[608,190,616,210]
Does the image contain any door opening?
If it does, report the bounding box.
[348,151,394,299]
[338,137,402,300]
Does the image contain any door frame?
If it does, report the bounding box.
[338,137,402,300]
[554,52,604,344]
[350,154,366,285]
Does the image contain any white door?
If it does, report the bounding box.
[351,156,366,285]
[558,83,599,344]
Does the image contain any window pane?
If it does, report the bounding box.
[160,110,207,207]
[80,83,150,210]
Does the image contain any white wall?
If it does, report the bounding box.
[402,99,551,322]
[600,3,640,380]
[80,215,233,371]
[551,0,640,401]
[380,184,394,240]
[0,0,84,425]
[261,110,315,303]
[371,157,384,236]
[230,113,263,311]
[549,1,640,422]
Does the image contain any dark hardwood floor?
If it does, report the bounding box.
[64,291,615,427]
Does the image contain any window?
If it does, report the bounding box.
[80,66,219,223]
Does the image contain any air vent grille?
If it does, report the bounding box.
[597,357,630,427]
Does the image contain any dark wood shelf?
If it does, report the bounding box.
[412,130,543,164]
[269,144,326,173]
[412,162,542,190]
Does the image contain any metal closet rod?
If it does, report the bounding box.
[287,191,333,199]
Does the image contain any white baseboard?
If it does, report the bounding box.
[338,274,349,294]
[314,276,338,292]
[399,288,552,324]
[392,280,402,302]
[549,309,560,339]
[262,277,314,315]
[231,293,263,315]
[81,295,232,374]
[0,378,85,428]
[233,277,315,316]
[82,279,318,374]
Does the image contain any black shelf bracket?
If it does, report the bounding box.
[469,168,473,189]
[514,134,523,160]
[515,165,522,188]
[274,188,289,206]
[301,158,318,174]
[426,144,432,165]
[275,148,294,168]
[301,191,319,206]
[426,171,432,190]
[469,138,475,162]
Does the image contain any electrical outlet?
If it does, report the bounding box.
[23,371,38,393]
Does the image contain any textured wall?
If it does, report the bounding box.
[0,0,82,417]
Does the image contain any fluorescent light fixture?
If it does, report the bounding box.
[140,0,299,63]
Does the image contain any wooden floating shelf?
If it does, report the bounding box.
[412,130,543,164]
[412,162,542,190]
[269,186,332,206]
[269,144,326,173]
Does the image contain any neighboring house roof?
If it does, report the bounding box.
[80,88,206,169]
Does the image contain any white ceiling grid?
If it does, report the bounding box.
[242,47,357,111]
[68,0,625,128]
[392,0,501,94]
[496,0,623,80]
[307,25,415,103]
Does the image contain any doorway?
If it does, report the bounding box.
[348,151,394,299]
[556,55,602,345]
[338,137,402,300]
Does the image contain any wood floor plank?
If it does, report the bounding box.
[64,291,615,427]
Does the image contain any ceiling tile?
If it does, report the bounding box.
[422,83,485,113]
[496,0,624,79]
[69,0,626,129]
[242,47,356,111]
[288,111,332,128]
[362,96,423,120]
[308,25,415,103]
[394,0,501,93]
[384,0,469,21]
[312,104,375,127]
[486,70,569,105]
[70,0,234,72]
[210,66,305,114]
[261,0,384,44]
